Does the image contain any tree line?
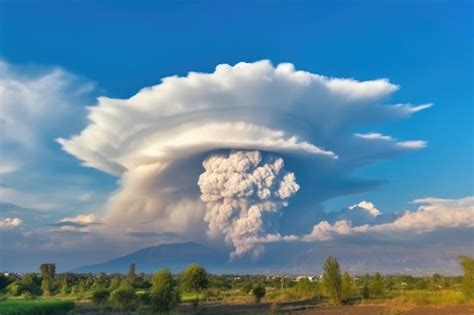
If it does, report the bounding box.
[0,255,472,311]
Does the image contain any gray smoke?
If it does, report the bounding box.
[198,150,299,259]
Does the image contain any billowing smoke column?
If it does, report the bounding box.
[198,150,299,258]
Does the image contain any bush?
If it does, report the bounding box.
[21,292,35,300]
[92,289,110,305]
[252,285,266,303]
[139,291,151,305]
[150,269,180,312]
[109,286,137,311]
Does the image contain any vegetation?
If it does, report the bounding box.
[150,269,180,312]
[322,256,342,304]
[460,255,474,300]
[252,285,266,303]
[341,271,353,302]
[39,263,55,297]
[91,288,110,305]
[0,256,472,313]
[109,285,137,311]
[180,263,209,307]
[0,299,73,315]
[126,262,136,287]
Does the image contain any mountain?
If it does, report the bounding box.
[71,242,229,274]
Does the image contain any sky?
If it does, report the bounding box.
[0,0,473,273]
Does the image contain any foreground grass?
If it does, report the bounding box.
[0,299,74,315]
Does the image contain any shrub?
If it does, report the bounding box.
[109,286,137,311]
[92,289,110,305]
[139,291,151,305]
[150,269,180,312]
[252,285,266,303]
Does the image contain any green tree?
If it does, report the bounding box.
[58,274,69,295]
[0,274,9,292]
[39,263,55,296]
[127,263,136,287]
[322,256,342,305]
[150,269,180,312]
[341,272,353,302]
[109,285,137,311]
[460,255,474,299]
[180,263,209,307]
[21,273,42,296]
[252,285,266,303]
[370,272,385,298]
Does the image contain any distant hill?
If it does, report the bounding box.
[71,242,229,274]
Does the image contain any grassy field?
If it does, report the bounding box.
[0,299,74,315]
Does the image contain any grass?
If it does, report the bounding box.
[0,299,74,315]
[389,289,466,306]
[181,292,206,303]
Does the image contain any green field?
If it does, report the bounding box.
[0,299,74,315]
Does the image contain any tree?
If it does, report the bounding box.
[58,274,69,295]
[109,285,137,311]
[150,269,180,312]
[460,255,474,299]
[127,263,136,287]
[341,272,353,302]
[39,263,55,296]
[322,256,342,305]
[180,263,209,307]
[0,274,9,292]
[252,285,266,303]
[370,272,385,298]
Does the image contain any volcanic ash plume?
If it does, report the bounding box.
[198,150,299,259]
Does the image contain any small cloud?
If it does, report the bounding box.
[354,132,394,141]
[59,214,97,225]
[0,217,23,230]
[78,193,93,202]
[396,140,427,149]
[349,200,381,217]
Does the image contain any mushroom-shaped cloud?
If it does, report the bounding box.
[59,60,430,256]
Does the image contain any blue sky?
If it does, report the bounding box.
[2,0,471,212]
[0,0,473,272]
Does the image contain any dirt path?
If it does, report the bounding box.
[297,305,474,315]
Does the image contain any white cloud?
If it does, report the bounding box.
[303,196,474,241]
[0,59,104,213]
[349,200,381,216]
[58,60,430,255]
[0,217,23,230]
[354,132,394,141]
[59,214,97,225]
[354,132,427,150]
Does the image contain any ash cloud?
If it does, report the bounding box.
[198,150,299,258]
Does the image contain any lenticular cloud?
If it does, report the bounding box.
[198,150,299,258]
[59,60,430,256]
